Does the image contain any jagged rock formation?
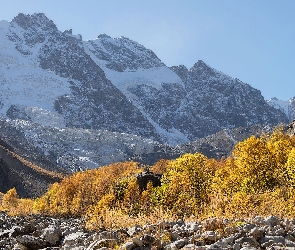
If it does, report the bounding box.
[0,13,156,142]
[86,33,165,72]
[170,61,287,137]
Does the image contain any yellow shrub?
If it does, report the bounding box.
[1,187,19,211]
[232,136,278,192]
[286,148,295,188]
[157,153,215,217]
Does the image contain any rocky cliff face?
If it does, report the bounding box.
[0,13,289,173]
[170,61,288,137]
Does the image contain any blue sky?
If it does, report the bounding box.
[0,0,294,100]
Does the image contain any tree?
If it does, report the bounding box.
[1,188,19,211]
[232,136,277,193]
[123,177,141,215]
[158,153,214,216]
[286,148,295,188]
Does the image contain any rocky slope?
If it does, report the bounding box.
[1,213,295,250]
[0,117,274,176]
[0,139,64,198]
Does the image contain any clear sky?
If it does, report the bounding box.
[0,0,294,100]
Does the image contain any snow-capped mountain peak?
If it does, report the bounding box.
[85,33,165,72]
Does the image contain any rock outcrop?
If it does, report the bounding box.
[136,171,162,190]
[287,119,295,137]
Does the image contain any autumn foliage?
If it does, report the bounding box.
[2,126,295,228]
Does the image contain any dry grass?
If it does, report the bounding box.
[86,206,178,230]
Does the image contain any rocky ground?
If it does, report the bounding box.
[1,212,295,249]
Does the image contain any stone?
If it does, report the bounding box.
[187,222,200,233]
[202,231,218,242]
[260,235,286,248]
[222,235,235,244]
[86,239,119,249]
[176,219,185,226]
[247,227,263,240]
[242,224,256,233]
[211,240,230,249]
[285,234,295,242]
[183,244,203,249]
[91,230,118,244]
[16,235,46,250]
[132,237,143,247]
[140,234,156,245]
[174,239,186,248]
[274,227,285,236]
[235,236,260,248]
[127,224,142,237]
[264,216,281,227]
[240,247,259,250]
[63,231,88,246]
[163,243,178,250]
[171,232,180,241]
[12,243,28,250]
[119,241,136,250]
[42,225,62,246]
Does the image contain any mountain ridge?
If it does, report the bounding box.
[0,12,290,174]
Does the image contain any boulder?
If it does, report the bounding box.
[136,171,162,190]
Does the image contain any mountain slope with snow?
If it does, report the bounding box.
[85,33,288,144]
[267,97,295,121]
[0,13,290,172]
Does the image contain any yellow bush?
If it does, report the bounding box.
[286,148,295,188]
[1,187,19,211]
[157,153,215,217]
[34,161,141,217]
[5,127,295,230]
[232,136,278,193]
[1,188,34,216]
[150,159,171,174]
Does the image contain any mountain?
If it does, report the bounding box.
[267,97,295,122]
[0,13,289,174]
[1,13,159,142]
